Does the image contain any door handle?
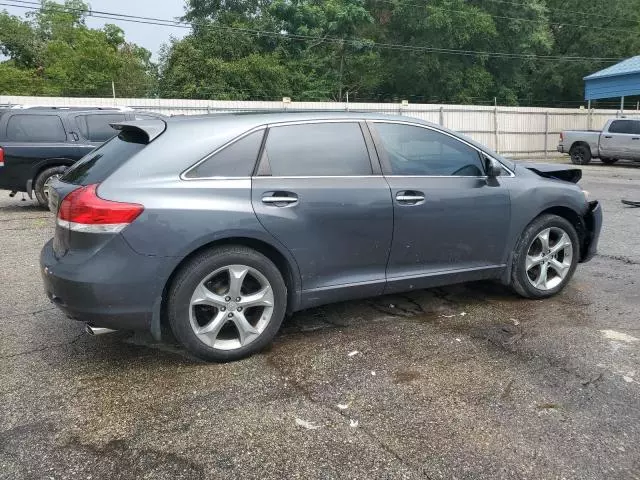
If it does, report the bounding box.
[604,135,613,139]
[632,138,640,140]
[396,191,425,204]
[262,196,297,204]
[261,192,298,206]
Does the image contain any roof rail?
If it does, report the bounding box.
[8,105,133,112]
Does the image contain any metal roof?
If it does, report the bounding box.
[584,56,640,100]
[584,56,640,81]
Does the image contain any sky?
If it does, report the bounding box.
[2,0,189,60]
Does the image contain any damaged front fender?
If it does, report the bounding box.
[582,201,603,262]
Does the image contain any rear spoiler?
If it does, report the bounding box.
[110,119,166,143]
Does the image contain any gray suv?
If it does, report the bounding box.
[41,112,602,361]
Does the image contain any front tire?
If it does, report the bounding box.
[570,144,591,165]
[167,245,287,362]
[511,214,580,299]
[34,166,67,209]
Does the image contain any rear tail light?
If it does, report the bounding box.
[559,132,564,142]
[57,184,143,233]
[0,147,4,167]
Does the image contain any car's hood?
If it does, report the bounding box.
[521,162,582,184]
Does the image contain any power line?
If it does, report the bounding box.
[0,0,623,63]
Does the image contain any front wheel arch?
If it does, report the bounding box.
[500,205,587,285]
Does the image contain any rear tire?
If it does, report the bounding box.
[167,245,287,362]
[569,144,591,165]
[601,157,619,165]
[34,166,67,209]
[511,214,580,299]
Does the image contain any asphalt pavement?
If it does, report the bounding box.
[1,158,639,479]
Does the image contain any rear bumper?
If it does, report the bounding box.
[40,236,166,331]
[557,144,565,153]
[581,200,602,262]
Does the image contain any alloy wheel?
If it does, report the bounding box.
[189,264,275,351]
[526,227,573,291]
[43,174,61,200]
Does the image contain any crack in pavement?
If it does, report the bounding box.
[2,306,57,319]
[264,352,428,479]
[0,332,84,359]
[597,254,640,265]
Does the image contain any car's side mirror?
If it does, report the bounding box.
[484,156,503,177]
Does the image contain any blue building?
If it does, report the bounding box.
[585,56,640,112]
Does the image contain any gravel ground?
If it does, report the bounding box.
[1,158,639,479]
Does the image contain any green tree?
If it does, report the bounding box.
[0,0,155,97]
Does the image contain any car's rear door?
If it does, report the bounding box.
[70,113,128,150]
[251,120,393,306]
[369,120,511,294]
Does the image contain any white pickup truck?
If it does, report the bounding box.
[558,118,640,165]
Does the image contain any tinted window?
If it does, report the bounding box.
[264,123,372,176]
[61,129,147,185]
[185,129,264,178]
[375,123,484,176]
[76,114,126,142]
[6,114,66,142]
[609,120,640,134]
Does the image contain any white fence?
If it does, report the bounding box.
[1,95,624,158]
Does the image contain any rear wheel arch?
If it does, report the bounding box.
[32,158,75,180]
[160,237,301,331]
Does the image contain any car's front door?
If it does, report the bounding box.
[600,120,640,160]
[369,121,511,294]
[251,121,393,307]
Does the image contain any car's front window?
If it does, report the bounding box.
[375,123,485,177]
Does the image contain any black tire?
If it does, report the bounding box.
[569,144,591,165]
[34,166,67,209]
[510,214,580,299]
[600,157,619,165]
[167,245,287,362]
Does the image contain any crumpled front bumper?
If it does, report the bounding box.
[581,200,602,262]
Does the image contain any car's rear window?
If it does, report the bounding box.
[61,129,147,185]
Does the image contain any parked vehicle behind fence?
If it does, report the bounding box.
[0,107,162,207]
[41,112,602,362]
[558,117,640,165]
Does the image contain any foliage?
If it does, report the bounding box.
[159,0,640,105]
[3,0,640,105]
[0,0,155,97]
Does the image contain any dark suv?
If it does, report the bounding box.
[0,107,161,207]
[41,112,602,362]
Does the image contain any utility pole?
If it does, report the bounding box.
[111,81,116,99]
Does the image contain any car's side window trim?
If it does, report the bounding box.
[254,120,377,178]
[367,120,515,178]
[180,126,266,180]
[360,121,383,175]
